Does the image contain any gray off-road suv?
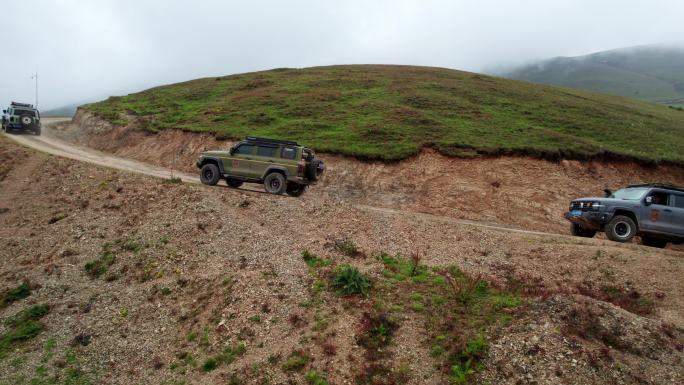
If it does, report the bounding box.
[2,102,41,135]
[565,183,684,248]
[197,137,325,197]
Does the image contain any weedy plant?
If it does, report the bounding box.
[330,265,371,297]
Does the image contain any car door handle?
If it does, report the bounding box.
[664,209,672,212]
[245,157,252,160]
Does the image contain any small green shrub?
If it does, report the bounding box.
[449,335,486,384]
[282,351,309,371]
[122,239,143,253]
[450,361,475,385]
[302,250,331,268]
[334,240,359,257]
[431,345,446,357]
[0,304,50,359]
[330,265,371,297]
[1,283,31,306]
[202,343,247,372]
[84,252,115,278]
[305,370,329,385]
[202,357,218,372]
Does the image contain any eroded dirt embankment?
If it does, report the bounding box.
[58,110,684,233]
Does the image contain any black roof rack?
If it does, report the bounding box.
[627,183,684,193]
[11,102,34,108]
[244,137,299,146]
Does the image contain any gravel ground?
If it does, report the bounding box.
[0,134,682,385]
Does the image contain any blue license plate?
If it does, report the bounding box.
[570,210,582,216]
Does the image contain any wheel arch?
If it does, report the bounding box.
[612,209,639,229]
[199,157,224,174]
[262,166,290,179]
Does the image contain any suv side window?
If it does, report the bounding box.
[256,146,277,157]
[674,195,684,209]
[648,191,669,206]
[233,144,255,155]
[281,147,296,160]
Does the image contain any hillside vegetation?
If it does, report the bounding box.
[505,45,684,107]
[82,65,684,163]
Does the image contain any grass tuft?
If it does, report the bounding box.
[330,265,371,297]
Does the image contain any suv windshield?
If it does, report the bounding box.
[14,109,36,117]
[611,187,649,200]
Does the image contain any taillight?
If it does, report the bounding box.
[297,163,304,176]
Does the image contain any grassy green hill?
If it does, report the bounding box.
[504,45,684,107]
[82,65,684,164]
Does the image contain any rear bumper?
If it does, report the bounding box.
[6,123,38,130]
[564,211,610,230]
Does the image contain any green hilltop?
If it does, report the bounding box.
[82,65,684,164]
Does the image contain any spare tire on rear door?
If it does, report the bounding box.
[305,159,325,182]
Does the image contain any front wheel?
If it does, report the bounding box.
[199,163,220,186]
[264,172,286,194]
[641,236,668,249]
[570,223,596,238]
[286,183,307,197]
[605,215,637,243]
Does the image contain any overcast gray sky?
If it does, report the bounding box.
[2,0,683,110]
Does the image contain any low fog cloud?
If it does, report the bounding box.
[2,0,683,109]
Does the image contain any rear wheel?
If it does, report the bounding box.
[605,215,637,243]
[570,223,596,238]
[226,178,243,188]
[641,236,668,249]
[34,127,41,136]
[286,183,307,197]
[199,163,220,186]
[264,172,286,194]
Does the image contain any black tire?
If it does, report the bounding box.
[34,127,41,136]
[605,215,637,243]
[641,236,668,249]
[226,178,243,188]
[305,159,325,182]
[264,172,286,194]
[570,223,596,238]
[199,163,220,186]
[286,183,307,197]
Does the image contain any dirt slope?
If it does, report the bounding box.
[53,110,684,235]
[1,130,683,385]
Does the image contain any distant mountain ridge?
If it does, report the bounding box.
[503,44,684,107]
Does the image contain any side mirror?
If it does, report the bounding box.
[2,110,5,114]
[645,196,653,206]
[603,189,612,198]
[229,147,235,155]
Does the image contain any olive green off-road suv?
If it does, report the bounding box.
[196,137,325,197]
[2,102,41,135]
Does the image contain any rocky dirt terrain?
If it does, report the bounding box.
[1,123,683,384]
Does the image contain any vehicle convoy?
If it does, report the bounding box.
[2,102,41,135]
[197,137,325,197]
[565,183,684,248]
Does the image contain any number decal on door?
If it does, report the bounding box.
[232,160,240,168]
[650,209,661,222]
